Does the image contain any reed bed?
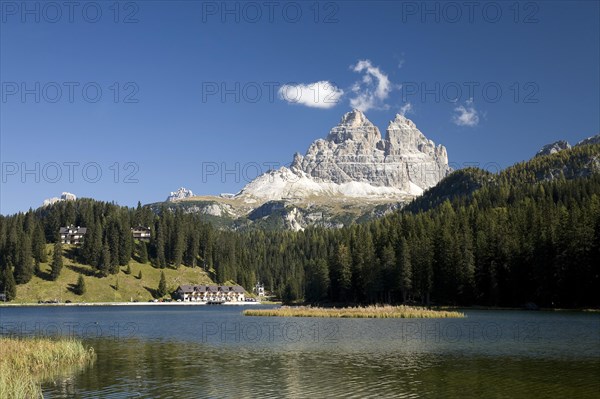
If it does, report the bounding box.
[243,305,465,318]
[0,337,95,399]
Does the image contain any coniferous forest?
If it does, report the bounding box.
[1,145,599,308]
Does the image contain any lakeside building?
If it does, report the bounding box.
[131,226,151,241]
[254,282,265,297]
[59,225,87,245]
[175,285,246,302]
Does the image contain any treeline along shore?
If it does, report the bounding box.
[1,145,600,308]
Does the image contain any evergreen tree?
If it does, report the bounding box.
[157,271,167,297]
[331,244,352,302]
[138,241,148,264]
[82,223,102,267]
[125,263,132,275]
[172,225,185,268]
[99,243,111,277]
[14,233,34,284]
[380,243,396,302]
[156,226,167,269]
[50,241,63,281]
[118,219,133,266]
[74,274,86,295]
[305,259,330,303]
[1,264,17,301]
[137,270,143,280]
[32,223,47,263]
[398,238,412,302]
[281,281,298,305]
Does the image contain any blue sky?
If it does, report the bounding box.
[1,0,599,214]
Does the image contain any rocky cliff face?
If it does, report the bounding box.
[239,110,450,200]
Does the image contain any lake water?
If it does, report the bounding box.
[1,306,599,398]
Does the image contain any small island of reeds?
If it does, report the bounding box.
[0,337,96,399]
[243,305,465,319]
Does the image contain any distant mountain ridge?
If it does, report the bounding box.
[535,134,600,157]
[151,122,599,231]
[408,139,600,213]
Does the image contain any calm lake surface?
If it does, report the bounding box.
[1,306,599,398]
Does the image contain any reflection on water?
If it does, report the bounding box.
[0,306,598,398]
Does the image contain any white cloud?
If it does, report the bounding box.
[452,99,479,127]
[278,81,343,109]
[349,59,393,112]
[399,102,413,116]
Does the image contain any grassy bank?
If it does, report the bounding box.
[243,305,465,318]
[8,245,214,304]
[0,337,95,399]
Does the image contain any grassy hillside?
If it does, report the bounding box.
[10,245,214,304]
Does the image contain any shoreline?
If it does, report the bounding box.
[0,301,266,307]
[0,302,597,312]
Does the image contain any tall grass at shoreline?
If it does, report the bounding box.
[0,337,95,399]
[243,305,465,318]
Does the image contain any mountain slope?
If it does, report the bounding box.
[406,142,600,214]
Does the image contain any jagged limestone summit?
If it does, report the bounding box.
[238,109,451,200]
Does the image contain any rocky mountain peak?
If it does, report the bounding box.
[340,109,368,126]
[536,140,571,157]
[42,192,77,207]
[167,187,194,202]
[245,110,451,200]
[391,113,417,128]
[326,109,382,146]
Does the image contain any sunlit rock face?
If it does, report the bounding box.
[240,110,451,200]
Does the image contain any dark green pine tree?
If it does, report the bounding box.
[32,223,47,264]
[138,241,149,264]
[380,244,396,302]
[156,226,167,269]
[1,264,18,301]
[331,244,352,302]
[82,223,102,267]
[14,233,34,284]
[172,225,185,269]
[305,259,330,303]
[398,237,413,302]
[109,245,121,275]
[118,219,133,266]
[50,241,63,281]
[74,274,86,295]
[157,271,167,297]
[183,231,199,267]
[281,281,299,305]
[99,243,111,277]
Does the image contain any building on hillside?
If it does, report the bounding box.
[131,226,151,241]
[59,225,87,245]
[254,282,265,297]
[175,285,246,302]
